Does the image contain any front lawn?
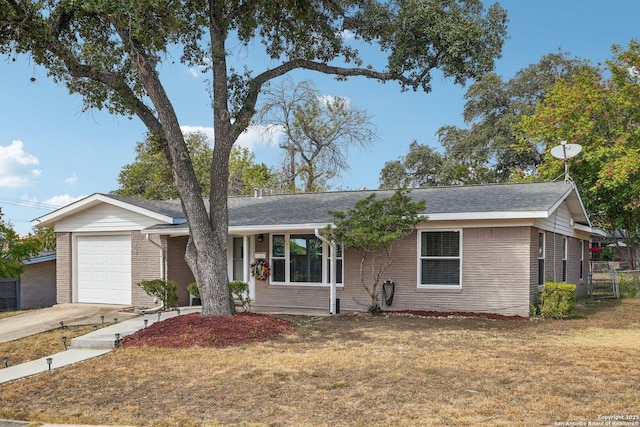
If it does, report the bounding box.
[1,299,639,426]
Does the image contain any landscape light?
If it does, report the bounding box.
[93,325,98,331]
[59,320,64,328]
[114,318,118,324]
[144,319,148,328]
[2,356,8,368]
[157,312,161,322]
[115,333,121,348]
[61,336,67,350]
[100,315,104,324]
[176,307,181,315]
[46,357,52,370]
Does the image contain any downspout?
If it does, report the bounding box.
[315,228,337,315]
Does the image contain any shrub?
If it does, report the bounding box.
[539,282,576,319]
[229,280,252,311]
[188,280,252,310]
[138,279,179,309]
[187,282,199,298]
[618,273,639,298]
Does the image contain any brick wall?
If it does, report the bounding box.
[131,231,163,307]
[20,260,56,309]
[56,232,72,304]
[166,236,195,306]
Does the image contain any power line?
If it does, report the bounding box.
[0,197,60,211]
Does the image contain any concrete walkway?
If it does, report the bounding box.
[0,304,329,426]
[0,304,138,344]
[0,307,200,384]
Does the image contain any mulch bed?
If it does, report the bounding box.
[384,310,528,321]
[120,312,295,349]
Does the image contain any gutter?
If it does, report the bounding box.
[315,228,338,315]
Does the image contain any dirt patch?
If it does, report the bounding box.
[121,312,295,349]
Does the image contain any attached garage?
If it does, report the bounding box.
[76,235,132,304]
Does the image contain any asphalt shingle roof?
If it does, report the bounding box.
[127,181,583,232]
[227,181,575,227]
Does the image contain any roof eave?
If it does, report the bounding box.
[31,193,183,228]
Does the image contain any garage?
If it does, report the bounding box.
[76,235,132,304]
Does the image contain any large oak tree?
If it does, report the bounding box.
[515,40,640,269]
[1,0,507,316]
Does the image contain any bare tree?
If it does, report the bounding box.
[260,78,377,192]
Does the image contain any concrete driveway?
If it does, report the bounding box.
[0,304,137,343]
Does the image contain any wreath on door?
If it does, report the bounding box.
[250,259,270,280]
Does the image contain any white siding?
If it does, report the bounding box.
[534,202,590,241]
[54,204,167,232]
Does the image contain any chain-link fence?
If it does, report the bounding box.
[589,262,640,298]
[618,269,640,298]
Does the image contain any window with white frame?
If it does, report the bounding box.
[580,240,584,280]
[418,230,461,287]
[271,233,342,285]
[327,243,343,284]
[538,232,545,287]
[562,237,568,282]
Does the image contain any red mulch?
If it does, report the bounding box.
[385,310,528,321]
[120,312,295,349]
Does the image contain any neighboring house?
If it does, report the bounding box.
[0,252,57,310]
[32,181,593,317]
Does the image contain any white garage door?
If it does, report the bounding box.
[76,235,132,304]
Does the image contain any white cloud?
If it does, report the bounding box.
[65,173,78,185]
[43,194,87,208]
[181,125,215,144]
[338,29,355,41]
[180,125,281,151]
[0,140,40,187]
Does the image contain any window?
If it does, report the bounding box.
[327,243,343,284]
[538,232,545,287]
[580,240,584,280]
[419,230,461,287]
[231,237,243,281]
[290,234,322,283]
[562,237,568,282]
[271,233,341,286]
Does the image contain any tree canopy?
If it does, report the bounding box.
[514,40,640,268]
[379,52,591,187]
[1,0,507,316]
[115,132,274,198]
[0,209,43,278]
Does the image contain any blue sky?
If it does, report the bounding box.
[1,0,639,235]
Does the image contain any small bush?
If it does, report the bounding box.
[190,280,252,310]
[138,279,179,309]
[539,282,576,319]
[618,273,639,298]
[187,282,200,298]
[229,280,252,311]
